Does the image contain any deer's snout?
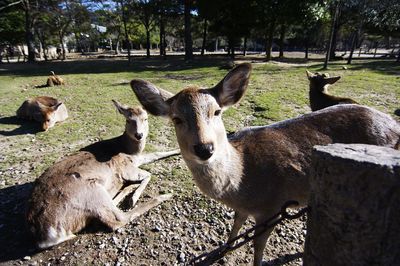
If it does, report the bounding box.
[193,143,214,160]
[135,133,143,140]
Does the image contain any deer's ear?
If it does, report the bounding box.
[306,70,314,79]
[130,79,173,117]
[52,102,63,111]
[112,99,130,118]
[326,76,341,84]
[211,63,252,108]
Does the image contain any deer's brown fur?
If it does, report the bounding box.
[47,71,65,86]
[130,63,400,265]
[307,70,358,111]
[26,100,179,249]
[16,96,68,131]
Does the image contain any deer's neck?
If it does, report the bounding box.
[121,132,145,155]
[186,139,243,201]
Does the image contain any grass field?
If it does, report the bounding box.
[0,55,399,265]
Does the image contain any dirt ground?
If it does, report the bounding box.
[0,149,307,266]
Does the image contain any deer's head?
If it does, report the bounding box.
[130,63,252,164]
[36,102,63,131]
[112,100,148,142]
[306,70,341,92]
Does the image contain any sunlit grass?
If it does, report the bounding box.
[0,57,399,185]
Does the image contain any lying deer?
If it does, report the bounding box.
[307,70,358,111]
[131,63,400,265]
[47,71,65,87]
[16,96,68,131]
[26,100,179,249]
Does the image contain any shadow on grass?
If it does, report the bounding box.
[0,116,42,136]
[312,58,400,75]
[0,182,37,262]
[0,55,233,77]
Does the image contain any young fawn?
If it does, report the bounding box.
[16,96,68,131]
[26,100,179,249]
[47,71,65,86]
[307,70,358,111]
[131,63,400,265]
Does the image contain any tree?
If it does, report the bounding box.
[183,0,193,61]
[323,0,341,69]
[0,8,25,62]
[197,0,218,56]
[134,0,157,58]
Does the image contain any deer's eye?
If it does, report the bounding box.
[214,109,222,116]
[172,117,182,125]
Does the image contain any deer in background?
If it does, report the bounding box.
[16,96,68,131]
[47,71,65,86]
[26,100,179,249]
[307,70,358,111]
[131,63,400,265]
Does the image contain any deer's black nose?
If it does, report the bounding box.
[193,143,214,160]
[135,133,143,140]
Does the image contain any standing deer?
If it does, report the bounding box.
[307,70,358,111]
[26,100,179,249]
[16,96,68,131]
[130,63,400,265]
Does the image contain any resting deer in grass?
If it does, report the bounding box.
[47,71,65,87]
[307,70,358,111]
[131,63,400,265]
[26,100,179,249]
[16,96,68,131]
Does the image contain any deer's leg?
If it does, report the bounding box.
[136,149,180,166]
[252,216,274,266]
[95,186,172,230]
[228,211,248,242]
[112,184,140,206]
[126,194,172,221]
[128,170,151,207]
[114,169,151,207]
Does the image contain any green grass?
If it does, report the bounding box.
[0,56,399,186]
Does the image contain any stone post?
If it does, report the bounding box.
[304,144,400,266]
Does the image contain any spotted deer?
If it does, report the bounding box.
[26,100,179,249]
[130,63,400,265]
[16,96,68,131]
[307,70,358,111]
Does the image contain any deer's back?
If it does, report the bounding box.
[26,151,134,240]
[16,96,60,118]
[310,90,357,111]
[228,104,400,215]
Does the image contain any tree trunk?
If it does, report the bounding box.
[162,29,167,59]
[265,20,276,62]
[305,144,400,265]
[397,48,400,62]
[347,31,357,65]
[120,0,131,63]
[278,24,286,58]
[323,0,340,69]
[146,28,151,58]
[229,40,235,59]
[201,18,207,56]
[24,0,36,63]
[59,32,66,60]
[184,0,193,61]
[159,16,165,56]
[304,36,309,60]
[243,36,247,56]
